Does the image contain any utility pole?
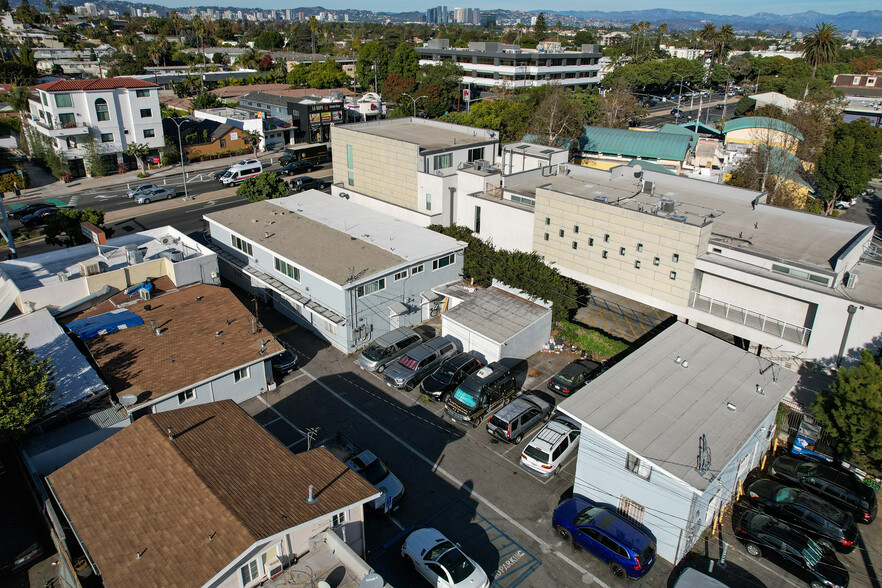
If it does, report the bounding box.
[0,192,17,259]
[169,118,190,200]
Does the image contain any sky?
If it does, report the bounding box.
[150,0,877,15]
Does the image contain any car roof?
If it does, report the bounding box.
[406,337,453,360]
[574,499,650,549]
[370,327,418,347]
[529,418,574,450]
[407,527,451,553]
[441,352,478,369]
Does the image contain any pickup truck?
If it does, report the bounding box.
[289,175,330,193]
[317,432,405,512]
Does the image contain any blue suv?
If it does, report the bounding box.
[552,497,656,579]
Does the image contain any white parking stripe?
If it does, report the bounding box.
[299,368,608,588]
[256,395,307,438]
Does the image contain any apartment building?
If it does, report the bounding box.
[26,79,163,177]
[416,40,603,91]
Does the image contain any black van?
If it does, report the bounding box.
[445,363,516,427]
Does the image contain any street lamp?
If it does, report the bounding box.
[673,73,688,115]
[168,117,190,201]
[400,93,427,118]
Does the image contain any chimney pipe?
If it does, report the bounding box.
[305,484,318,505]
[167,427,174,441]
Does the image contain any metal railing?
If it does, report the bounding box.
[688,291,811,346]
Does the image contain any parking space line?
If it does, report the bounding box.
[264,416,282,426]
[301,368,608,588]
[256,395,307,437]
[388,516,405,531]
[286,438,306,449]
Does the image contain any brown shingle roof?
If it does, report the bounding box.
[33,78,158,92]
[47,400,379,588]
[75,283,284,407]
[210,84,353,100]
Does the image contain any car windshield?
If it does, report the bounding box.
[554,368,581,385]
[359,458,390,485]
[802,539,823,568]
[453,388,477,408]
[796,462,818,476]
[574,507,606,526]
[437,547,476,584]
[361,343,387,361]
[222,171,232,179]
[524,445,550,463]
[774,487,798,503]
[433,364,458,384]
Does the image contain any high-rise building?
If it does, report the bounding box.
[453,8,480,24]
[426,6,449,24]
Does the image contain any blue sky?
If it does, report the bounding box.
[152,0,873,14]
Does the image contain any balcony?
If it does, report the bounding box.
[688,291,811,346]
[29,116,89,138]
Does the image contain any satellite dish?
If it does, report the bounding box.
[633,164,643,178]
[360,574,384,588]
[119,394,138,407]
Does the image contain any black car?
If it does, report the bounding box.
[420,352,482,402]
[671,108,686,118]
[280,160,317,176]
[213,167,230,181]
[271,349,298,376]
[547,359,602,396]
[734,510,848,588]
[7,202,55,220]
[20,207,58,227]
[769,454,877,523]
[747,479,857,553]
[289,176,329,193]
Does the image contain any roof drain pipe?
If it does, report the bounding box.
[51,284,113,317]
[836,305,858,368]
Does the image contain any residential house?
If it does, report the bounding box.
[600,31,630,46]
[193,106,284,152]
[26,78,164,177]
[46,400,381,588]
[558,321,799,564]
[161,117,250,162]
[203,192,466,353]
[832,70,882,97]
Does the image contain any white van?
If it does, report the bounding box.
[218,161,263,186]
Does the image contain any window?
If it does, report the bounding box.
[100,133,113,143]
[140,108,152,118]
[234,367,249,382]
[231,235,253,256]
[94,98,109,121]
[619,247,626,256]
[54,93,72,107]
[637,243,643,252]
[545,217,550,225]
[136,89,150,98]
[771,263,830,286]
[467,147,485,162]
[604,234,610,242]
[543,233,549,241]
[58,113,75,127]
[426,193,432,211]
[177,389,195,405]
[347,172,354,186]
[559,229,564,238]
[574,225,579,234]
[474,206,481,233]
[40,92,47,106]
[670,271,677,280]
[394,269,408,281]
[432,254,455,270]
[239,560,260,585]
[672,253,680,263]
[331,510,347,527]
[653,257,660,266]
[712,247,722,253]
[602,250,608,259]
[66,137,77,149]
[634,260,641,268]
[572,241,578,250]
[625,453,651,479]
[433,153,452,170]
[143,128,155,138]
[274,257,300,281]
[588,238,594,246]
[357,278,386,297]
[411,264,424,275]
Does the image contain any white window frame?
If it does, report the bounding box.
[432,254,455,271]
[140,108,152,118]
[135,89,151,98]
[54,93,72,107]
[411,264,424,276]
[143,128,155,139]
[356,278,386,298]
[394,270,408,281]
[177,389,195,405]
[331,510,347,527]
[625,453,651,480]
[232,234,253,256]
[433,153,452,170]
[239,558,260,586]
[274,257,300,281]
[234,367,250,383]
[425,193,432,211]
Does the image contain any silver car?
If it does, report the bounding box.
[126,183,158,198]
[383,336,458,391]
[356,327,424,373]
[135,187,176,204]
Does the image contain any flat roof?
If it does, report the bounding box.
[502,141,569,158]
[559,322,798,491]
[0,308,107,415]
[338,117,495,152]
[204,193,463,286]
[69,283,283,408]
[442,286,550,344]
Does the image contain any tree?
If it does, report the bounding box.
[236,171,288,202]
[0,333,54,437]
[6,86,31,150]
[124,142,151,174]
[43,208,113,247]
[599,86,643,128]
[241,129,261,155]
[191,92,222,110]
[381,74,417,105]
[388,42,419,81]
[526,85,584,147]
[802,22,842,80]
[356,41,390,92]
[415,60,462,118]
[814,119,882,214]
[306,59,349,89]
[212,52,229,66]
[253,29,284,51]
[533,13,548,40]
[81,130,107,177]
[812,349,882,476]
[0,0,10,11]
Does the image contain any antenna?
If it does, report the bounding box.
[695,434,711,475]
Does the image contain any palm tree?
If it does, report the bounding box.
[780,31,792,49]
[718,24,735,65]
[241,129,261,155]
[657,23,667,50]
[802,22,842,98]
[630,22,640,58]
[236,47,261,70]
[698,22,717,56]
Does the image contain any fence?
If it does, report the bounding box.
[688,291,811,346]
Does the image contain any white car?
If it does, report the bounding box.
[835,198,857,210]
[126,183,158,198]
[237,158,260,166]
[401,528,489,588]
[520,415,580,477]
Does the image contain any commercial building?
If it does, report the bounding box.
[426,5,449,24]
[559,321,799,564]
[417,40,603,91]
[239,91,346,144]
[192,107,283,151]
[203,192,466,353]
[577,126,694,173]
[26,78,164,177]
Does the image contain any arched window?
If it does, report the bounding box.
[95,98,109,122]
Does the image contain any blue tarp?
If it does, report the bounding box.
[125,281,154,296]
[67,310,144,340]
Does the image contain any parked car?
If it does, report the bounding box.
[733,510,849,588]
[835,198,857,210]
[769,454,877,523]
[7,202,55,220]
[126,183,158,198]
[271,349,298,377]
[213,167,230,181]
[280,160,317,176]
[135,187,176,204]
[521,415,581,477]
[383,336,458,391]
[746,479,857,553]
[319,432,405,512]
[547,358,603,396]
[553,496,656,579]
[862,186,876,196]
[445,363,517,427]
[289,175,330,193]
[401,528,490,588]
[486,390,556,444]
[420,352,483,402]
[671,109,687,119]
[237,158,260,166]
[356,327,426,373]
[20,207,58,227]
[671,567,730,588]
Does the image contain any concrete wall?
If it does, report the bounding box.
[698,273,812,326]
[502,309,552,360]
[330,185,445,227]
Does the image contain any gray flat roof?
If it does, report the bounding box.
[339,118,495,152]
[503,141,569,158]
[442,286,550,344]
[558,322,798,491]
[204,192,463,286]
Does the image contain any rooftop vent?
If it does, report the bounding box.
[593,195,608,203]
[659,197,675,213]
[475,366,494,379]
[642,180,655,194]
[669,214,688,223]
[305,484,319,505]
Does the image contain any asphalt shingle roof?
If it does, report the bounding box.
[579,126,692,161]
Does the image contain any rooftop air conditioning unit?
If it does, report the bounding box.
[125,244,145,265]
[264,556,283,580]
[642,180,655,194]
[80,261,101,277]
[660,198,676,213]
[845,271,860,289]
[57,272,68,282]
[139,288,151,301]
[160,249,185,263]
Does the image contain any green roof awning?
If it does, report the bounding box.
[579,126,692,161]
[722,116,804,141]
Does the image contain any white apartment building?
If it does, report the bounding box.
[416,40,603,91]
[27,79,163,177]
